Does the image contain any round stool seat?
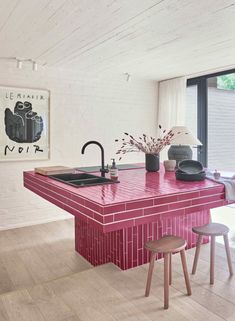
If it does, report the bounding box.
[145,235,186,253]
[192,223,229,236]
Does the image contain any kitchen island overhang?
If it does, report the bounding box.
[24,166,228,270]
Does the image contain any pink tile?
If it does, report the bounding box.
[135,214,159,226]
[74,207,214,269]
[154,195,178,205]
[114,209,143,221]
[133,226,137,235]
[192,194,224,205]
[24,168,229,272]
[168,200,192,210]
[93,212,104,223]
[48,184,72,199]
[104,203,126,214]
[128,228,133,242]
[63,204,79,216]
[84,200,103,214]
[66,198,83,211]
[144,204,169,216]
[27,175,68,196]
[24,165,223,207]
[103,220,135,233]
[46,189,68,204]
[138,249,143,266]
[204,200,225,210]
[178,191,200,200]
[86,217,103,232]
[25,182,65,211]
[160,209,185,219]
[25,178,68,205]
[64,204,88,222]
[200,186,224,196]
[185,205,205,215]
[126,199,154,210]
[67,199,94,219]
[78,204,94,218]
[103,215,114,224]
[71,194,85,205]
[138,225,143,249]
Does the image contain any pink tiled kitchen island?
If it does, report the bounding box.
[24,165,228,270]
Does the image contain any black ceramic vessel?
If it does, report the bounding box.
[178,159,203,174]
[145,154,160,172]
[168,145,192,166]
[175,169,206,181]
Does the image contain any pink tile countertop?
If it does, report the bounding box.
[24,165,227,233]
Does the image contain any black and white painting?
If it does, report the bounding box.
[0,86,49,161]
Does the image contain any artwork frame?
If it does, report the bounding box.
[0,85,50,161]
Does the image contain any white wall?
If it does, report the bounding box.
[0,63,158,229]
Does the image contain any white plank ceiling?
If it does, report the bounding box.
[1,0,235,80]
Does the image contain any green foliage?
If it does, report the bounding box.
[217,74,235,90]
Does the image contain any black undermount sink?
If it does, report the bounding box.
[49,173,119,187]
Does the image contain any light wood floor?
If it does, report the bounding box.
[0,219,92,295]
[1,210,235,320]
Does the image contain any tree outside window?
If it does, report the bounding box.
[217,74,235,90]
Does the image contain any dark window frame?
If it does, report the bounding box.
[187,68,235,166]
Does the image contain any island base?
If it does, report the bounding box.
[75,209,210,270]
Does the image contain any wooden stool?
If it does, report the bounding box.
[192,223,233,284]
[145,235,192,309]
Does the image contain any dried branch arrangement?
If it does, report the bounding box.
[115,125,181,161]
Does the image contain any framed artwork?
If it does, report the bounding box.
[0,86,50,161]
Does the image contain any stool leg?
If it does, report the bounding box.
[145,252,156,297]
[169,253,172,285]
[210,235,215,285]
[164,253,170,309]
[180,249,192,296]
[192,234,203,274]
[223,233,233,276]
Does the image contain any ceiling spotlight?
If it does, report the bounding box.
[32,61,38,71]
[17,59,22,69]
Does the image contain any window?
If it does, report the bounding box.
[187,69,235,170]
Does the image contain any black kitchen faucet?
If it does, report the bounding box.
[81,141,109,177]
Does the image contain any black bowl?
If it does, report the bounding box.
[175,169,206,181]
[178,160,203,175]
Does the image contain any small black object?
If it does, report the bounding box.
[175,169,206,181]
[49,172,119,187]
[145,153,159,172]
[178,160,203,174]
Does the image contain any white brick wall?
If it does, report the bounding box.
[0,64,158,229]
[208,87,235,171]
[186,85,235,171]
